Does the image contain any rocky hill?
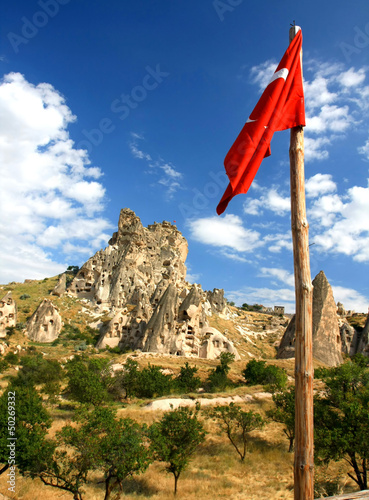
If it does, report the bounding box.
[0,208,367,366]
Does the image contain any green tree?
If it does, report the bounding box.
[267,387,295,452]
[4,352,19,365]
[207,403,264,461]
[35,413,97,499]
[119,358,140,399]
[94,409,151,499]
[136,363,173,399]
[65,356,116,406]
[243,359,287,391]
[149,404,206,494]
[67,265,80,275]
[314,359,369,491]
[174,362,201,393]
[207,352,235,392]
[0,384,52,476]
[35,406,151,500]
[10,353,63,401]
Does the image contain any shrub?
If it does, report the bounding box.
[4,352,19,365]
[243,359,287,391]
[20,294,31,300]
[207,352,235,392]
[106,345,121,354]
[65,357,117,406]
[174,362,201,393]
[0,359,9,373]
[207,403,264,461]
[149,404,206,494]
[136,364,173,399]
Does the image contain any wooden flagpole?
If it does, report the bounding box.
[289,25,314,500]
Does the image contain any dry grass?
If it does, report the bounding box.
[0,282,364,499]
[0,394,359,500]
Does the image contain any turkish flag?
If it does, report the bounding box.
[217,30,305,215]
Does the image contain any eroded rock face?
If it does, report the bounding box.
[25,299,62,343]
[199,326,240,360]
[69,209,188,307]
[277,271,343,366]
[340,320,357,356]
[0,292,17,338]
[356,314,369,357]
[312,271,343,366]
[50,273,66,297]
[77,209,237,360]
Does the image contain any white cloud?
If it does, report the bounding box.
[129,133,182,198]
[305,173,337,198]
[304,136,330,162]
[264,232,292,253]
[160,163,182,179]
[187,214,263,253]
[337,67,366,88]
[358,137,369,159]
[302,62,366,161]
[310,179,369,262]
[244,188,290,216]
[249,59,278,91]
[129,139,152,161]
[303,75,338,109]
[259,267,295,287]
[0,72,112,283]
[331,285,368,313]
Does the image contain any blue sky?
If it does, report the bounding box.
[1,0,369,313]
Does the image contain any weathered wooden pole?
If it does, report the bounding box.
[289,25,314,500]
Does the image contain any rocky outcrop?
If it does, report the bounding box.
[50,273,66,297]
[206,289,228,316]
[69,209,188,308]
[340,320,357,356]
[81,209,236,360]
[0,292,17,338]
[277,271,343,366]
[25,299,62,343]
[312,271,343,365]
[356,314,369,357]
[199,326,240,360]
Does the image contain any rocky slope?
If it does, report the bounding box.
[0,208,367,366]
[67,208,238,359]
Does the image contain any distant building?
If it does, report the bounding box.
[261,306,273,313]
[274,306,285,315]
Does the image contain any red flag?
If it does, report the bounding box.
[217,30,305,215]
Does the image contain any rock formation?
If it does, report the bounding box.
[25,299,62,343]
[0,292,17,338]
[50,273,66,297]
[73,209,238,360]
[356,314,369,357]
[199,326,240,360]
[339,319,357,356]
[69,209,188,307]
[277,271,343,366]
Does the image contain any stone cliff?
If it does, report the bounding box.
[277,270,343,366]
[25,299,62,343]
[69,208,237,359]
[0,292,17,338]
